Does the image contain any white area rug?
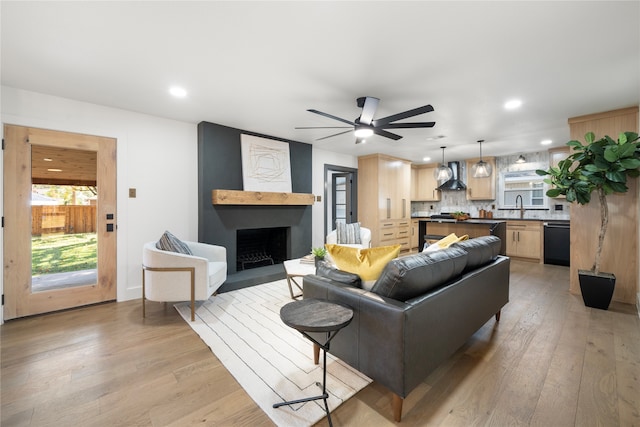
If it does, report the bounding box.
[175,279,371,426]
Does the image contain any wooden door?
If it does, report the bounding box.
[3,125,117,319]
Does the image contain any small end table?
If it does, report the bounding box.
[273,298,353,427]
[283,258,316,299]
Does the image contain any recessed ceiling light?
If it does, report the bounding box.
[422,156,431,162]
[47,168,62,172]
[169,86,187,98]
[504,99,522,110]
[43,158,53,162]
[540,139,552,145]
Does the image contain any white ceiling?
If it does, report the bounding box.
[2,1,639,164]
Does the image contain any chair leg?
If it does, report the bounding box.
[142,267,146,319]
[495,310,501,322]
[190,268,195,321]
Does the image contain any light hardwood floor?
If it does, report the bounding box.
[2,260,639,426]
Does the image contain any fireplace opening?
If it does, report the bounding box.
[236,227,289,271]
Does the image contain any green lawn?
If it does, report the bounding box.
[32,233,97,276]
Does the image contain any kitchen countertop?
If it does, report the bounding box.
[412,216,569,223]
[418,218,506,224]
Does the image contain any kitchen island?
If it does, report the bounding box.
[418,219,507,255]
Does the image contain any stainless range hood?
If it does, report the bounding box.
[437,161,466,191]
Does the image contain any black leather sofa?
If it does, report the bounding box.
[303,236,510,422]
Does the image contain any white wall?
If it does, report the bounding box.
[311,147,357,249]
[0,86,199,309]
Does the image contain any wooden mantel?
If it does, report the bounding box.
[212,189,315,206]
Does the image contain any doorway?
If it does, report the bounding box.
[324,164,358,240]
[3,125,117,320]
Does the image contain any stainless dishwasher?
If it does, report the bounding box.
[543,221,570,266]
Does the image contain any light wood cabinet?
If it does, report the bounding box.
[411,219,419,251]
[506,220,541,261]
[411,164,441,201]
[358,154,412,249]
[549,146,571,169]
[465,157,496,200]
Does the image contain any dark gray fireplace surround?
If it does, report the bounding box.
[197,121,313,292]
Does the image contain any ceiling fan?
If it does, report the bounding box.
[296,96,436,144]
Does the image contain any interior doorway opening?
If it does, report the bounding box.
[324,164,358,241]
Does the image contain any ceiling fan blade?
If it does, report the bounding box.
[373,128,403,141]
[358,96,379,125]
[295,126,352,129]
[373,104,434,127]
[381,121,436,129]
[307,109,355,126]
[316,129,354,141]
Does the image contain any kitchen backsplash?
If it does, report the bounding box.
[411,149,572,220]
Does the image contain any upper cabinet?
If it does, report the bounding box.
[411,164,441,201]
[465,157,496,200]
[549,146,571,169]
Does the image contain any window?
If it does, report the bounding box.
[499,170,548,208]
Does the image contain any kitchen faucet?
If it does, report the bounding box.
[515,194,524,219]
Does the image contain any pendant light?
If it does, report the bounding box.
[516,155,526,163]
[472,139,493,178]
[434,146,453,183]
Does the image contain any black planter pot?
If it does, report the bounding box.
[578,269,616,310]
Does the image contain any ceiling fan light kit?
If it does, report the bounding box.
[472,139,493,178]
[435,146,453,183]
[297,96,436,144]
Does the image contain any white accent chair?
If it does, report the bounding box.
[142,241,227,321]
[326,226,372,248]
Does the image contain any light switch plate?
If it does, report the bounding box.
[129,188,136,198]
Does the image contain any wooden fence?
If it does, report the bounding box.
[32,205,96,235]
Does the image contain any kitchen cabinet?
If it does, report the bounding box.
[411,219,419,251]
[358,154,412,249]
[421,220,507,255]
[465,157,496,200]
[506,220,541,261]
[549,146,571,169]
[411,164,441,201]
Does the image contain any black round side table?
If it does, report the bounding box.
[273,298,353,427]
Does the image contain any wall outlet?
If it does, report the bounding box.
[129,188,137,198]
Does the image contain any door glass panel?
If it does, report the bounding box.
[333,175,347,225]
[31,147,98,292]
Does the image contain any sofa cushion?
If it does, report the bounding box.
[325,244,401,283]
[316,261,362,288]
[371,247,468,301]
[156,230,193,255]
[336,222,362,245]
[450,235,501,272]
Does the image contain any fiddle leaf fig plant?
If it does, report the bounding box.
[536,131,640,275]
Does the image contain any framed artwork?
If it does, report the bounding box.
[241,134,292,192]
